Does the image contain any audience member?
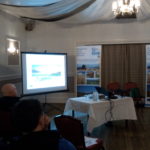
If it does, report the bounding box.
[12,99,76,150]
[0,83,20,111]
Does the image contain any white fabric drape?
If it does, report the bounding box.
[0,0,150,24]
[58,0,150,25]
[0,0,62,6]
[0,0,95,20]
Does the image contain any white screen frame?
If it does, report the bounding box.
[21,52,68,96]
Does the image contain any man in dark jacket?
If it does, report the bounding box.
[12,99,76,150]
[0,83,20,111]
[0,83,20,147]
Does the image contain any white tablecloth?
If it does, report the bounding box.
[64,97,137,132]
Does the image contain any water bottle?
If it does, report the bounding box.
[93,91,99,101]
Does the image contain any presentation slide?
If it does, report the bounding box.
[21,52,68,95]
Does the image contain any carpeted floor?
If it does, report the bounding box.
[45,103,150,150]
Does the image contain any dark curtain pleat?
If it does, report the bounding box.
[101,44,145,96]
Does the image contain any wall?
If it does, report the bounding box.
[1,12,149,103]
[26,20,150,70]
[25,20,150,103]
[0,12,26,95]
[0,12,76,103]
[26,20,150,49]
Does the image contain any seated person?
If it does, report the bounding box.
[12,99,76,150]
[0,83,20,145]
[0,83,20,111]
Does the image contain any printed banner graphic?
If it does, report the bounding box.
[146,45,150,104]
[76,45,101,95]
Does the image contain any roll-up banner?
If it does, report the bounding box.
[146,45,150,106]
[76,45,101,96]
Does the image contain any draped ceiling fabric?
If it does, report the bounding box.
[0,0,150,25]
[0,0,96,21]
[58,0,150,24]
[0,0,62,6]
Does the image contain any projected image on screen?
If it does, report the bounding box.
[32,64,61,84]
[21,52,67,95]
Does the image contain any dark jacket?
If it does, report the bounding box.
[0,97,20,138]
[12,130,60,150]
[0,96,20,111]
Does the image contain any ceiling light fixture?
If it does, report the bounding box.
[112,0,140,19]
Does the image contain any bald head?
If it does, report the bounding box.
[1,83,18,97]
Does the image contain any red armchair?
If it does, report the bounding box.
[54,115,105,150]
[124,82,144,107]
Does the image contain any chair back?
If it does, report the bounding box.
[124,82,137,90]
[0,111,13,135]
[107,82,123,96]
[54,115,86,150]
[0,110,18,138]
[107,82,120,91]
[124,82,141,98]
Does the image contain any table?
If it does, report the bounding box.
[64,96,137,132]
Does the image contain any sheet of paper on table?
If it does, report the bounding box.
[84,136,97,147]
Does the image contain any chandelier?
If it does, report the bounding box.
[112,0,141,19]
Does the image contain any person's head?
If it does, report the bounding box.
[1,83,18,97]
[13,99,50,133]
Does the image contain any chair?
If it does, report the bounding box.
[0,110,15,137]
[54,115,105,150]
[124,82,144,107]
[0,110,21,142]
[50,110,89,134]
[124,82,138,90]
[107,82,123,95]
